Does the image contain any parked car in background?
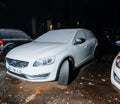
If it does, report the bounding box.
[111,40,120,92]
[6,28,98,85]
[111,51,120,92]
[0,28,32,60]
[94,29,120,57]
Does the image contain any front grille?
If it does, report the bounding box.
[6,58,29,68]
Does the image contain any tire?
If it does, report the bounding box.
[58,59,70,85]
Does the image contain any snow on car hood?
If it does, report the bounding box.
[6,42,67,61]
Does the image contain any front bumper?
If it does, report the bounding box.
[7,70,51,82]
[113,72,120,84]
[111,70,120,92]
[6,61,58,82]
[112,71,120,93]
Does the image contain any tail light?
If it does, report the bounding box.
[0,39,4,46]
[0,51,3,55]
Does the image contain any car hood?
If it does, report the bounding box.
[6,42,67,61]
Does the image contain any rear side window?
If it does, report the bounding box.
[0,31,11,39]
[83,30,94,39]
[74,30,86,39]
[10,31,29,39]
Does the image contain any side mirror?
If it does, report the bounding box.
[74,38,85,45]
[115,41,120,47]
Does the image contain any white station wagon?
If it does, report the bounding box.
[6,28,98,85]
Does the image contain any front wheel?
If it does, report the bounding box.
[58,59,70,85]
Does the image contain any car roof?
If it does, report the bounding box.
[47,28,92,37]
[52,28,90,32]
[50,28,94,39]
[0,28,24,32]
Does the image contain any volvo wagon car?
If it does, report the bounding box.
[6,28,98,85]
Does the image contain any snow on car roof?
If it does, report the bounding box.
[35,28,89,43]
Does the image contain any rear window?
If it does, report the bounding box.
[0,31,11,39]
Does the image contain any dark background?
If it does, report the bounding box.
[0,0,120,38]
[0,0,31,34]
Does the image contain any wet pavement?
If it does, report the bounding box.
[0,54,120,104]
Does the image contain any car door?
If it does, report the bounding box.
[72,30,90,67]
[83,30,96,57]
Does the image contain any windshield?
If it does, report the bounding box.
[34,30,75,43]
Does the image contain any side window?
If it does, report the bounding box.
[11,31,28,39]
[73,30,86,44]
[10,32,17,39]
[74,30,86,40]
[17,32,28,38]
[83,30,94,39]
[0,31,11,39]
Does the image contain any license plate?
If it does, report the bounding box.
[8,66,20,74]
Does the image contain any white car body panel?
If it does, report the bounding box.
[111,52,120,91]
[7,42,67,61]
[6,28,98,82]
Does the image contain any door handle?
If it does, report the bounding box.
[84,45,88,48]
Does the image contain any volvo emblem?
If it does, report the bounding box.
[10,60,17,67]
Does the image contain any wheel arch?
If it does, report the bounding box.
[4,43,16,49]
[3,43,16,55]
[56,55,75,80]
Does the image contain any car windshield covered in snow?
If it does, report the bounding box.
[34,30,75,43]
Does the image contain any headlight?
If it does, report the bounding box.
[33,57,55,67]
[116,56,120,68]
